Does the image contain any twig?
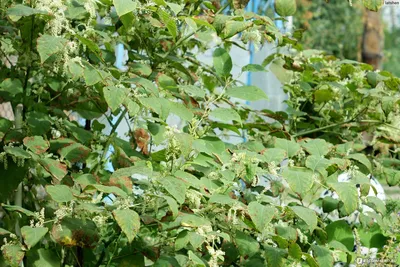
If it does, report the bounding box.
[95,109,128,174]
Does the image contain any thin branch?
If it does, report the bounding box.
[0,46,12,67]
[95,109,128,174]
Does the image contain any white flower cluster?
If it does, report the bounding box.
[30,208,45,228]
[206,245,225,267]
[51,128,62,139]
[208,171,220,180]
[296,228,308,244]
[195,225,225,266]
[1,233,18,251]
[196,225,213,240]
[348,164,359,178]
[186,189,202,209]
[164,126,181,163]
[287,159,295,167]
[337,78,349,86]
[92,214,109,229]
[227,203,245,225]
[84,0,97,18]
[54,202,73,222]
[350,70,366,88]
[241,27,262,51]
[36,0,68,36]
[297,148,306,161]
[230,152,246,163]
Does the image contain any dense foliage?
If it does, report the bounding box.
[383,26,400,77]
[293,0,363,60]
[0,0,398,266]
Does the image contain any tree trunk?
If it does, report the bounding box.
[361,9,383,69]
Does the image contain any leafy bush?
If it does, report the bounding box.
[0,0,398,266]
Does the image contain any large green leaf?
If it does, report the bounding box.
[83,65,104,86]
[225,86,267,101]
[39,158,67,181]
[174,170,201,188]
[263,148,287,163]
[23,136,49,154]
[311,245,334,267]
[209,108,241,124]
[163,196,178,218]
[59,143,90,163]
[275,0,297,17]
[275,138,300,158]
[358,223,388,248]
[51,217,98,248]
[2,244,25,266]
[346,153,371,172]
[169,102,193,121]
[325,220,354,251]
[305,155,330,175]
[264,247,286,267]
[178,85,205,98]
[248,202,275,232]
[175,230,190,251]
[0,117,13,140]
[365,196,386,214]
[37,35,67,63]
[4,146,31,159]
[235,231,260,257]
[223,21,252,39]
[282,167,314,196]
[290,206,317,232]
[46,185,74,203]
[213,48,232,78]
[158,176,186,204]
[139,97,170,120]
[180,214,211,228]
[103,86,127,112]
[330,182,358,214]
[113,209,140,243]
[21,226,48,249]
[0,79,23,100]
[158,9,177,39]
[111,165,152,179]
[0,162,28,202]
[192,137,226,156]
[113,0,137,16]
[242,64,266,72]
[125,77,158,96]
[1,205,36,217]
[124,99,140,117]
[131,63,152,76]
[0,228,11,235]
[26,249,59,267]
[383,167,400,186]
[188,251,206,266]
[6,4,48,21]
[89,184,128,198]
[209,194,237,206]
[74,174,97,188]
[301,139,331,157]
[288,242,302,260]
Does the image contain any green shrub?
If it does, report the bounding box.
[0,0,398,266]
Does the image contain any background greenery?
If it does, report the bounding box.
[0,0,398,266]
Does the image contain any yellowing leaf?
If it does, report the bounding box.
[113,209,140,243]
